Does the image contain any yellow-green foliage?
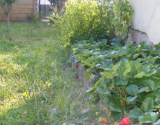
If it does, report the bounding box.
[112,0,134,37]
[60,0,115,44]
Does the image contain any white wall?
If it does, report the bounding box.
[128,0,160,45]
[40,0,51,5]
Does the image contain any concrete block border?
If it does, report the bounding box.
[70,56,92,89]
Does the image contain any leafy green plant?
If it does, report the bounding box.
[139,112,160,125]
[60,0,115,44]
[47,13,60,24]
[0,0,17,29]
[27,12,44,23]
[47,7,62,28]
[112,0,134,38]
[71,39,160,123]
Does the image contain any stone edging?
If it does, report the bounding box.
[71,56,92,89]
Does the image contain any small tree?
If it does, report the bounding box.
[112,0,134,39]
[0,0,17,29]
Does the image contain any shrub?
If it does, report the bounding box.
[60,0,115,44]
[47,7,62,29]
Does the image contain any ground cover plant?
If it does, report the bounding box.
[0,23,104,125]
[70,38,160,124]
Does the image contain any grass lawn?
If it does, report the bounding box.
[0,23,101,125]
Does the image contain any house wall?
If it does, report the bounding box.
[40,0,50,4]
[128,0,160,45]
[0,0,37,22]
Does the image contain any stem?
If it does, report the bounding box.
[126,14,130,40]
[118,6,122,39]
[7,13,9,29]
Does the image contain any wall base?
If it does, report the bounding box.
[128,28,154,46]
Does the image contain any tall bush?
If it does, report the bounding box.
[60,0,115,44]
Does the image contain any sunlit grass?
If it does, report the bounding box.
[0,23,66,124]
[0,23,101,125]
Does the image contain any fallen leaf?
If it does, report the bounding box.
[29,91,33,97]
[22,111,27,118]
[81,109,89,113]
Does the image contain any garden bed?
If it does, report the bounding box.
[71,58,143,125]
[69,38,160,124]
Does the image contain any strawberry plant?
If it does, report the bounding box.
[75,64,78,67]
[139,112,160,125]
[71,39,160,123]
[102,119,108,124]
[119,117,130,125]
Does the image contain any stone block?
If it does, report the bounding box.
[68,52,71,58]
[81,66,86,82]
[84,73,92,89]
[77,62,82,80]
[84,77,92,90]
[79,66,92,89]
[71,58,75,69]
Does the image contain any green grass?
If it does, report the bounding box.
[0,23,103,125]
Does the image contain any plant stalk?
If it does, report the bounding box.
[7,13,9,29]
